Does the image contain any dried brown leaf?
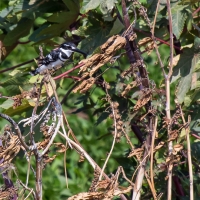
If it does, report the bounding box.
[54,142,66,153]
[133,89,152,110]
[154,141,165,152]
[0,135,21,167]
[68,186,132,200]
[121,81,138,97]
[128,147,144,160]
[73,77,95,93]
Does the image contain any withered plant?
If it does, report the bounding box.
[0,0,200,200]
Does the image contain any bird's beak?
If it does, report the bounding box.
[72,48,87,58]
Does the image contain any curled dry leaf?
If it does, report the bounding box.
[80,35,126,76]
[154,141,165,152]
[89,167,101,192]
[43,155,56,164]
[0,187,17,200]
[121,81,138,97]
[121,60,141,78]
[0,41,6,61]
[138,37,154,55]
[73,77,95,93]
[37,138,50,151]
[12,88,40,109]
[73,35,126,93]
[168,130,179,142]
[68,186,132,200]
[165,155,181,165]
[0,135,21,167]
[173,144,183,154]
[128,147,144,160]
[54,142,66,153]
[133,89,152,110]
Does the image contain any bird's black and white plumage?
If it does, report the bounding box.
[30,42,87,76]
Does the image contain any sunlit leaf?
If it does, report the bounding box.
[3,99,33,116]
[0,73,31,94]
[171,5,189,39]
[171,45,193,83]
[82,0,101,12]
[0,99,14,109]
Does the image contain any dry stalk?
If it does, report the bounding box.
[150,117,158,199]
[186,116,194,200]
[132,135,151,200]
[179,106,193,199]
[166,1,174,199]
[145,171,157,199]
[99,101,117,181]
[151,0,166,76]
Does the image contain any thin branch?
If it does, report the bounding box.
[53,63,84,80]
[186,116,193,200]
[192,7,200,16]
[0,113,29,151]
[0,58,38,74]
[99,102,117,181]
[150,117,158,199]
[166,1,174,199]
[151,0,166,76]
[145,171,157,199]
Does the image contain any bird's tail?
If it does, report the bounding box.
[29,69,38,76]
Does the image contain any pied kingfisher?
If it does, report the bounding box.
[30,42,87,75]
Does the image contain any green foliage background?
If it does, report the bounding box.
[0,0,200,199]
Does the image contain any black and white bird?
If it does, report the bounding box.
[30,42,87,75]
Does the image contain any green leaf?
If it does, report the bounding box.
[62,0,80,12]
[3,18,33,46]
[190,73,200,90]
[38,23,67,40]
[29,23,50,42]
[194,37,200,53]
[108,17,124,36]
[171,45,193,83]
[171,5,189,39]
[96,112,110,125]
[75,16,113,55]
[0,73,31,94]
[100,0,116,14]
[0,6,14,22]
[0,99,14,109]
[176,72,192,103]
[147,0,166,14]
[47,11,78,24]
[3,99,33,116]
[82,0,101,13]
[173,43,200,103]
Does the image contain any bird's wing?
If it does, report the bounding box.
[38,49,60,65]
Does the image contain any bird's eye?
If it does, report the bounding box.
[68,46,72,49]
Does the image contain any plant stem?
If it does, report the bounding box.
[186,116,194,200]
[166,0,174,199]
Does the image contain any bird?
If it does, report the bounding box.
[30,42,87,75]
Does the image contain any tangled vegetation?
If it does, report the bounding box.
[0,0,200,199]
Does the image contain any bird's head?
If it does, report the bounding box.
[60,42,87,58]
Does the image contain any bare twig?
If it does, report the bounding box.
[53,63,84,80]
[151,0,166,76]
[186,116,193,199]
[99,102,117,181]
[0,58,38,74]
[166,1,174,199]
[179,105,193,199]
[0,113,29,151]
[150,117,158,199]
